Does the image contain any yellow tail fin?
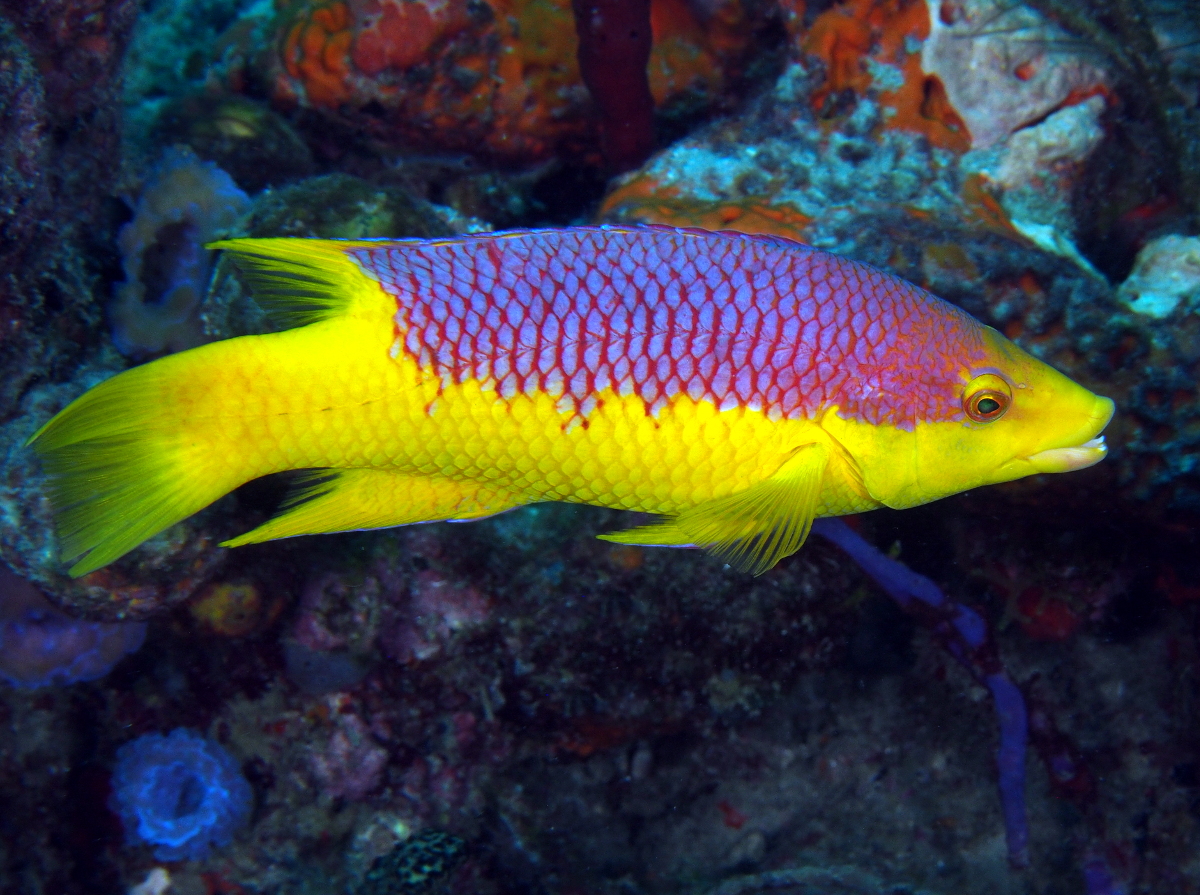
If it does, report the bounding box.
[26,354,247,577]
[29,237,399,577]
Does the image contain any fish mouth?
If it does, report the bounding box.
[1026,435,1108,473]
[1024,396,1115,474]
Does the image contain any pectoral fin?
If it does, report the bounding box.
[223,468,522,547]
[599,443,830,575]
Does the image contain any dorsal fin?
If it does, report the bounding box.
[207,237,398,329]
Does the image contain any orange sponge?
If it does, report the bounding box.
[799,0,970,152]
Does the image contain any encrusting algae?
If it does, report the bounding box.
[29,225,1113,577]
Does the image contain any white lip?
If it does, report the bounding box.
[1026,435,1108,473]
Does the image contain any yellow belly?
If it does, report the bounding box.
[183,313,877,528]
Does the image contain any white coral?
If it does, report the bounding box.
[921,0,1109,149]
[994,97,1106,190]
[1118,235,1200,319]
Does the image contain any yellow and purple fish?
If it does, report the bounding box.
[30,226,1113,577]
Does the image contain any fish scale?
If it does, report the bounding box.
[359,227,984,428]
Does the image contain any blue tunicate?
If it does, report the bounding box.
[109,728,252,861]
[0,566,146,688]
[110,145,250,357]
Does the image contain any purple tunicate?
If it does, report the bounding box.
[0,566,146,688]
[1082,852,1129,895]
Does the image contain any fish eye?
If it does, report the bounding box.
[963,374,1012,422]
[967,390,1008,421]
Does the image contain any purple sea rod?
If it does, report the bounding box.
[812,517,1031,867]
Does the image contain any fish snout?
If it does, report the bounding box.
[1025,394,1114,474]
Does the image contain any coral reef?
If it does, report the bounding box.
[121,0,260,151]
[920,0,1108,150]
[1023,0,1200,231]
[779,0,1110,157]
[109,728,252,861]
[0,0,131,416]
[0,0,138,230]
[793,0,971,151]
[265,0,760,164]
[1,502,1198,892]
[702,866,937,895]
[110,145,251,358]
[772,0,1118,277]
[122,0,318,191]
[962,96,1107,270]
[0,566,146,688]
[149,94,316,194]
[0,15,47,276]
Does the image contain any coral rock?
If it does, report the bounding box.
[110,145,251,358]
[149,95,316,194]
[0,566,146,688]
[383,570,489,664]
[1117,235,1200,319]
[920,0,1109,149]
[310,711,389,800]
[991,97,1106,192]
[790,0,970,151]
[189,580,281,638]
[268,0,755,163]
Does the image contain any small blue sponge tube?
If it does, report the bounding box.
[110,728,252,861]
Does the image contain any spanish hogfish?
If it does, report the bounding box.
[30,226,1113,576]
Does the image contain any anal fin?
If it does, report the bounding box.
[598,443,829,575]
[223,468,522,547]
